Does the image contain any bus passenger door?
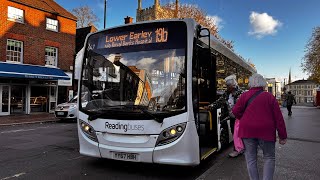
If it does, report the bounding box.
[192,37,218,160]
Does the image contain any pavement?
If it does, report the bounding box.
[197,105,320,180]
[0,113,58,126]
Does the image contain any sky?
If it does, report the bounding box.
[56,0,320,83]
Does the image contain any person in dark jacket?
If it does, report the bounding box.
[286,91,296,116]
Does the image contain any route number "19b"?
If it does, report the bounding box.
[155,28,168,43]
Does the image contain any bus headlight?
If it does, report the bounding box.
[156,123,187,146]
[79,120,98,142]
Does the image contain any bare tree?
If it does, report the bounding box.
[157,3,234,50]
[301,27,320,83]
[72,5,99,28]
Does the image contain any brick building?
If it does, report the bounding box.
[0,0,76,116]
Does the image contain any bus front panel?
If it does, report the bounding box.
[77,20,200,165]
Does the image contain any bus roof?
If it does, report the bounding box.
[85,18,256,74]
[199,33,257,74]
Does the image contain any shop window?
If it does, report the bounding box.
[46,18,58,32]
[10,85,26,114]
[6,39,23,63]
[8,6,24,23]
[45,47,58,66]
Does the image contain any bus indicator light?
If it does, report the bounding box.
[156,123,187,146]
[79,120,98,142]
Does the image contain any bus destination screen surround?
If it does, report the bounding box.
[80,21,187,121]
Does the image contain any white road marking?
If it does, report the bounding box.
[1,172,26,180]
[0,124,74,134]
[68,156,83,161]
[0,126,50,134]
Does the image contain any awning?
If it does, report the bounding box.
[0,62,70,80]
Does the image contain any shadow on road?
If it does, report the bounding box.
[80,148,231,180]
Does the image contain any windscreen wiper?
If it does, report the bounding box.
[87,109,113,121]
[116,105,164,123]
[139,108,164,123]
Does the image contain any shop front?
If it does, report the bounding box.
[0,62,70,116]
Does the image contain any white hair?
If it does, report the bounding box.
[248,73,267,88]
[225,74,238,87]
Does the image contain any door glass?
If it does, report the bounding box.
[49,86,56,112]
[11,85,26,114]
[1,86,9,113]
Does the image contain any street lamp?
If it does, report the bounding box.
[104,0,107,29]
[275,82,277,98]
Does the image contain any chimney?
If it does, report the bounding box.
[124,16,134,24]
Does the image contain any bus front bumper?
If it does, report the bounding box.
[79,121,200,166]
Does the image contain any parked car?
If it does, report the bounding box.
[54,96,78,120]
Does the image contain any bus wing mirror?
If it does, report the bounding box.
[197,26,210,38]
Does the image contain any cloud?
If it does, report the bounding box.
[206,15,223,30]
[248,11,282,39]
[136,58,157,70]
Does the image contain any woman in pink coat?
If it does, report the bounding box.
[232,73,287,180]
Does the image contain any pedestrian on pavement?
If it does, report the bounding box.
[208,74,244,158]
[286,91,296,116]
[281,92,287,107]
[232,73,287,180]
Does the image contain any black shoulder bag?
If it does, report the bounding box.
[244,89,264,111]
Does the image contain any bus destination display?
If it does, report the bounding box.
[102,28,168,48]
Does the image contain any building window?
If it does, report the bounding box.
[46,18,58,31]
[45,47,58,66]
[8,6,24,23]
[6,39,23,63]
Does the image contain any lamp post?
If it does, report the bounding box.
[104,0,107,29]
[274,81,277,98]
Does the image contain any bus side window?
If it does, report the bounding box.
[197,47,212,104]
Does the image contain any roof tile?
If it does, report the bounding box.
[10,0,77,20]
